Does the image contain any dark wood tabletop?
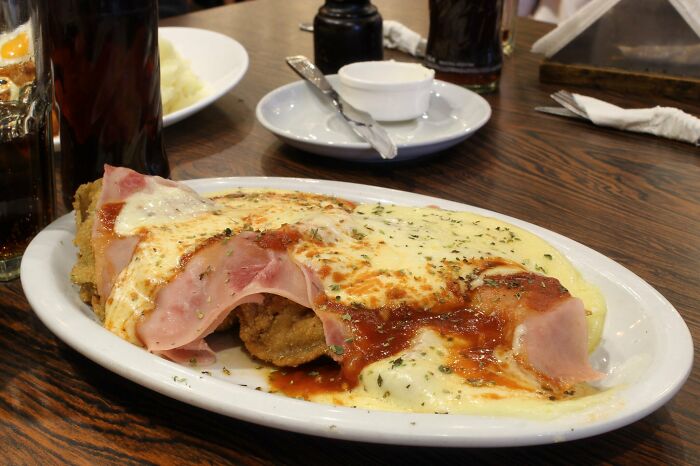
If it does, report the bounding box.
[3,0,699,464]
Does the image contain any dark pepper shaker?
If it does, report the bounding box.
[313,0,383,74]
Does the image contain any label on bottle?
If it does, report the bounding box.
[423,55,502,75]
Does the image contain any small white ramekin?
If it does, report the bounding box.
[338,61,435,122]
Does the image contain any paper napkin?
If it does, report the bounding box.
[572,93,700,145]
[383,20,427,58]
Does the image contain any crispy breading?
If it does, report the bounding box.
[237,295,329,367]
[70,179,103,319]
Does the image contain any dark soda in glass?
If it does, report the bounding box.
[47,0,169,208]
[424,0,504,93]
[0,1,55,281]
[0,94,55,280]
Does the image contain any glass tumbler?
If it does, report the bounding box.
[0,0,55,281]
[423,0,504,93]
[47,0,169,209]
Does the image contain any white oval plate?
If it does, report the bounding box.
[256,78,491,162]
[21,178,692,447]
[53,27,249,150]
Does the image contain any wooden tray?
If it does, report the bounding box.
[540,59,700,100]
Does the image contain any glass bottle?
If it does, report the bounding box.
[47,0,169,209]
[313,0,383,74]
[0,0,55,280]
[424,0,504,93]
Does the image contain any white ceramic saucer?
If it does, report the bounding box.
[256,77,491,162]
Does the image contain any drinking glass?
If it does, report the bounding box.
[0,0,54,281]
[424,0,504,93]
[47,0,169,210]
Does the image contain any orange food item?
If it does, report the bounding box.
[1,32,29,60]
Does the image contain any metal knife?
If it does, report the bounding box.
[286,55,398,160]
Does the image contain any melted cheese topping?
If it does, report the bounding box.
[115,184,217,235]
[104,188,607,416]
[288,203,605,351]
[307,329,613,418]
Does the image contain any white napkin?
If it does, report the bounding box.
[572,93,700,145]
[383,20,427,58]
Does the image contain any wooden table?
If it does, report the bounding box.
[3,0,698,463]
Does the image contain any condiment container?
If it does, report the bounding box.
[338,61,435,121]
[313,0,383,74]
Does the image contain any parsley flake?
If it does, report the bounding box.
[391,357,404,369]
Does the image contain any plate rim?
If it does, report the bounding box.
[20,176,693,447]
[255,78,491,150]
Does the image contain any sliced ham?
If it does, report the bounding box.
[161,339,219,366]
[315,310,349,361]
[92,165,204,304]
[93,233,140,303]
[471,273,603,387]
[136,232,323,362]
[99,164,179,204]
[520,297,603,385]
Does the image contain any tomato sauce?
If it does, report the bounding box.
[269,362,347,399]
[254,226,301,251]
[98,202,124,232]
[270,270,572,398]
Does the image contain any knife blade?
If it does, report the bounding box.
[285,55,397,160]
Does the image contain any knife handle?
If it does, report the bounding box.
[284,55,397,160]
[286,55,336,97]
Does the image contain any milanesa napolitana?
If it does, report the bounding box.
[71,166,609,417]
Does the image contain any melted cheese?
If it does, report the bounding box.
[307,329,613,418]
[288,203,605,351]
[116,184,217,235]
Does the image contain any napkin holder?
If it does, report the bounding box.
[533,0,700,100]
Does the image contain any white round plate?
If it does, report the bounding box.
[53,27,249,150]
[256,78,491,162]
[159,27,248,127]
[21,178,692,447]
